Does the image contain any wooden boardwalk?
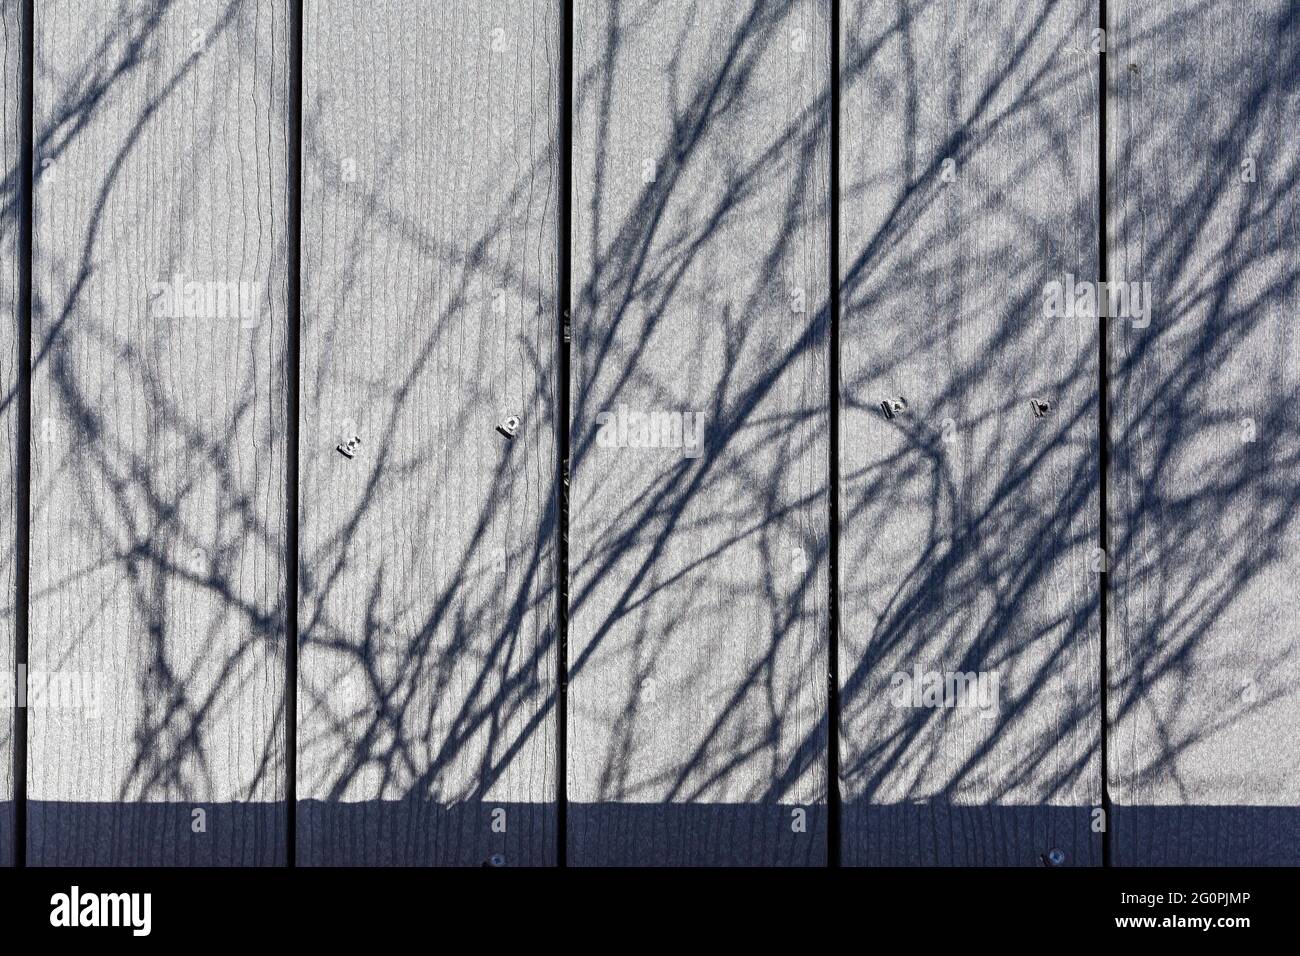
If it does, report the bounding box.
[1,0,1296,867]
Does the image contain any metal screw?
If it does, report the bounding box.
[336,435,361,458]
[1045,848,1066,867]
[880,396,907,420]
[482,854,506,868]
[497,415,520,439]
[1031,399,1051,419]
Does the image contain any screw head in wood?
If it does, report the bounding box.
[336,435,362,458]
[1031,399,1051,418]
[482,854,506,867]
[497,415,520,439]
[880,397,907,420]
[1045,848,1066,866]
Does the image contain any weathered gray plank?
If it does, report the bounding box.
[1108,0,1300,866]
[27,0,289,865]
[0,0,21,869]
[839,0,1102,866]
[297,0,560,866]
[569,0,830,866]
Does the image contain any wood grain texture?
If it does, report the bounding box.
[568,0,830,866]
[297,0,560,867]
[1108,0,1300,866]
[27,0,289,866]
[839,0,1102,866]
[0,0,20,869]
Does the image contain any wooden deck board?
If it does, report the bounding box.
[567,0,830,866]
[296,0,560,867]
[0,0,21,869]
[27,0,289,866]
[838,0,1103,866]
[1107,0,1300,866]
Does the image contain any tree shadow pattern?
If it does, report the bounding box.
[0,0,22,869]
[838,0,1104,867]
[295,0,561,867]
[566,0,831,866]
[2,0,1295,868]
[1106,0,1300,866]
[25,0,289,865]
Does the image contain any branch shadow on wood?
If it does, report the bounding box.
[838,0,1299,866]
[20,0,289,865]
[564,0,831,864]
[8,0,1297,869]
